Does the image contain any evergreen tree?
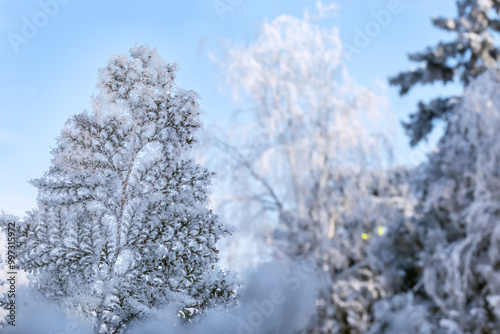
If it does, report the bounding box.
[370,69,500,333]
[390,0,500,146]
[11,45,236,333]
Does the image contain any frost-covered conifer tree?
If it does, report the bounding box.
[210,5,412,332]
[370,69,500,333]
[390,0,500,146]
[11,45,236,333]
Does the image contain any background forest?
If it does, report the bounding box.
[1,0,500,333]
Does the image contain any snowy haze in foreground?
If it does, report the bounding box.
[3,261,318,334]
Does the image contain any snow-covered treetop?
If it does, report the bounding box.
[218,12,392,173]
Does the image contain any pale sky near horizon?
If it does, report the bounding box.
[0,0,461,216]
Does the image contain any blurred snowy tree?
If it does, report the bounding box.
[370,69,500,333]
[6,46,236,333]
[390,0,500,146]
[210,5,412,333]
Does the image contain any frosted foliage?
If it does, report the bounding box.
[373,69,500,333]
[291,168,413,333]
[390,0,500,146]
[368,293,436,334]
[212,9,411,333]
[420,69,500,332]
[11,46,236,333]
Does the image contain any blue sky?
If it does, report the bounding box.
[0,0,461,215]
